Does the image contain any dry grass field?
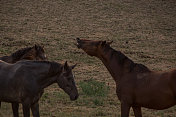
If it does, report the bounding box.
[0,0,176,117]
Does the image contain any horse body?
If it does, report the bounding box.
[0,45,47,64]
[0,61,45,103]
[0,45,47,117]
[76,38,176,117]
[0,60,78,117]
[118,70,176,110]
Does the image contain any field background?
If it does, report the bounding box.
[0,0,176,117]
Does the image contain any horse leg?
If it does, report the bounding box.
[12,103,19,117]
[121,102,131,117]
[22,102,30,117]
[31,102,40,117]
[132,106,142,117]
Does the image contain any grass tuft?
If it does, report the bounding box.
[79,79,109,106]
[79,79,109,97]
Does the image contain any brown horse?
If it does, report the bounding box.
[0,60,78,117]
[0,44,47,63]
[76,38,176,117]
[0,45,47,117]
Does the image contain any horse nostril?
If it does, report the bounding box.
[70,94,79,101]
[77,43,81,48]
[76,38,80,42]
[75,95,79,100]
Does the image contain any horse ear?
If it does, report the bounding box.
[35,44,38,50]
[63,61,69,71]
[107,41,113,45]
[101,41,106,46]
[71,64,77,69]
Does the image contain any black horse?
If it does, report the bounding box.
[0,60,78,117]
[0,45,47,117]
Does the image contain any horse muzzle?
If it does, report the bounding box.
[70,94,79,101]
[76,38,82,49]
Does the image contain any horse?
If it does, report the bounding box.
[76,38,176,117]
[0,44,47,117]
[0,44,47,63]
[0,60,78,117]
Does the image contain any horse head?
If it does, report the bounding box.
[76,38,113,57]
[57,61,78,101]
[21,44,47,61]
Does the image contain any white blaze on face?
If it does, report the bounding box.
[72,72,76,85]
[73,72,75,79]
[44,54,47,59]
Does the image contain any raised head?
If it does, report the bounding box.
[21,44,47,61]
[76,38,113,56]
[57,61,78,101]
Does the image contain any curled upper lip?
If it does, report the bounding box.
[70,94,79,101]
[76,38,81,48]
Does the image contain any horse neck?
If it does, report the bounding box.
[37,62,62,89]
[38,75,57,89]
[21,53,36,60]
[11,47,33,63]
[0,56,13,63]
[96,46,133,83]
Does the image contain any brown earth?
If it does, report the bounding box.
[0,0,176,117]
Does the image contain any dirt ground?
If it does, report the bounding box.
[0,0,176,117]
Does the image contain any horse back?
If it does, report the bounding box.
[170,69,176,97]
[171,69,176,79]
[0,61,23,82]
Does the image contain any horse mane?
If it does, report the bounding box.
[103,44,151,73]
[24,60,62,76]
[48,61,62,76]
[11,47,33,61]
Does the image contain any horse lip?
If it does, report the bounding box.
[70,95,79,101]
[77,43,81,49]
[76,41,81,49]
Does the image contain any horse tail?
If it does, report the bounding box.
[0,102,1,108]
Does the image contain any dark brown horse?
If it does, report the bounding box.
[0,60,78,117]
[0,44,47,63]
[76,38,176,117]
[0,45,47,117]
